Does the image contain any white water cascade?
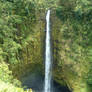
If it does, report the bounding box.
[44,10,52,92]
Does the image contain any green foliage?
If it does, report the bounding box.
[0,0,92,91]
[0,0,38,91]
[0,62,33,92]
[3,38,21,64]
[54,0,92,91]
[0,61,22,85]
[75,0,92,15]
[0,80,31,92]
[0,62,12,83]
[0,48,4,62]
[0,0,37,64]
[56,0,92,18]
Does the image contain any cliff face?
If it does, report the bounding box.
[10,10,46,78]
[10,8,91,92]
[51,10,91,92]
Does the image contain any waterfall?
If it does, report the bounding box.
[44,10,52,92]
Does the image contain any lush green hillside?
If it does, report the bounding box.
[0,0,92,92]
[52,0,92,92]
[0,0,43,91]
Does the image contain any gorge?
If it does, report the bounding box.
[0,0,92,92]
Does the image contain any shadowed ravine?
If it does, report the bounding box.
[21,73,71,92]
